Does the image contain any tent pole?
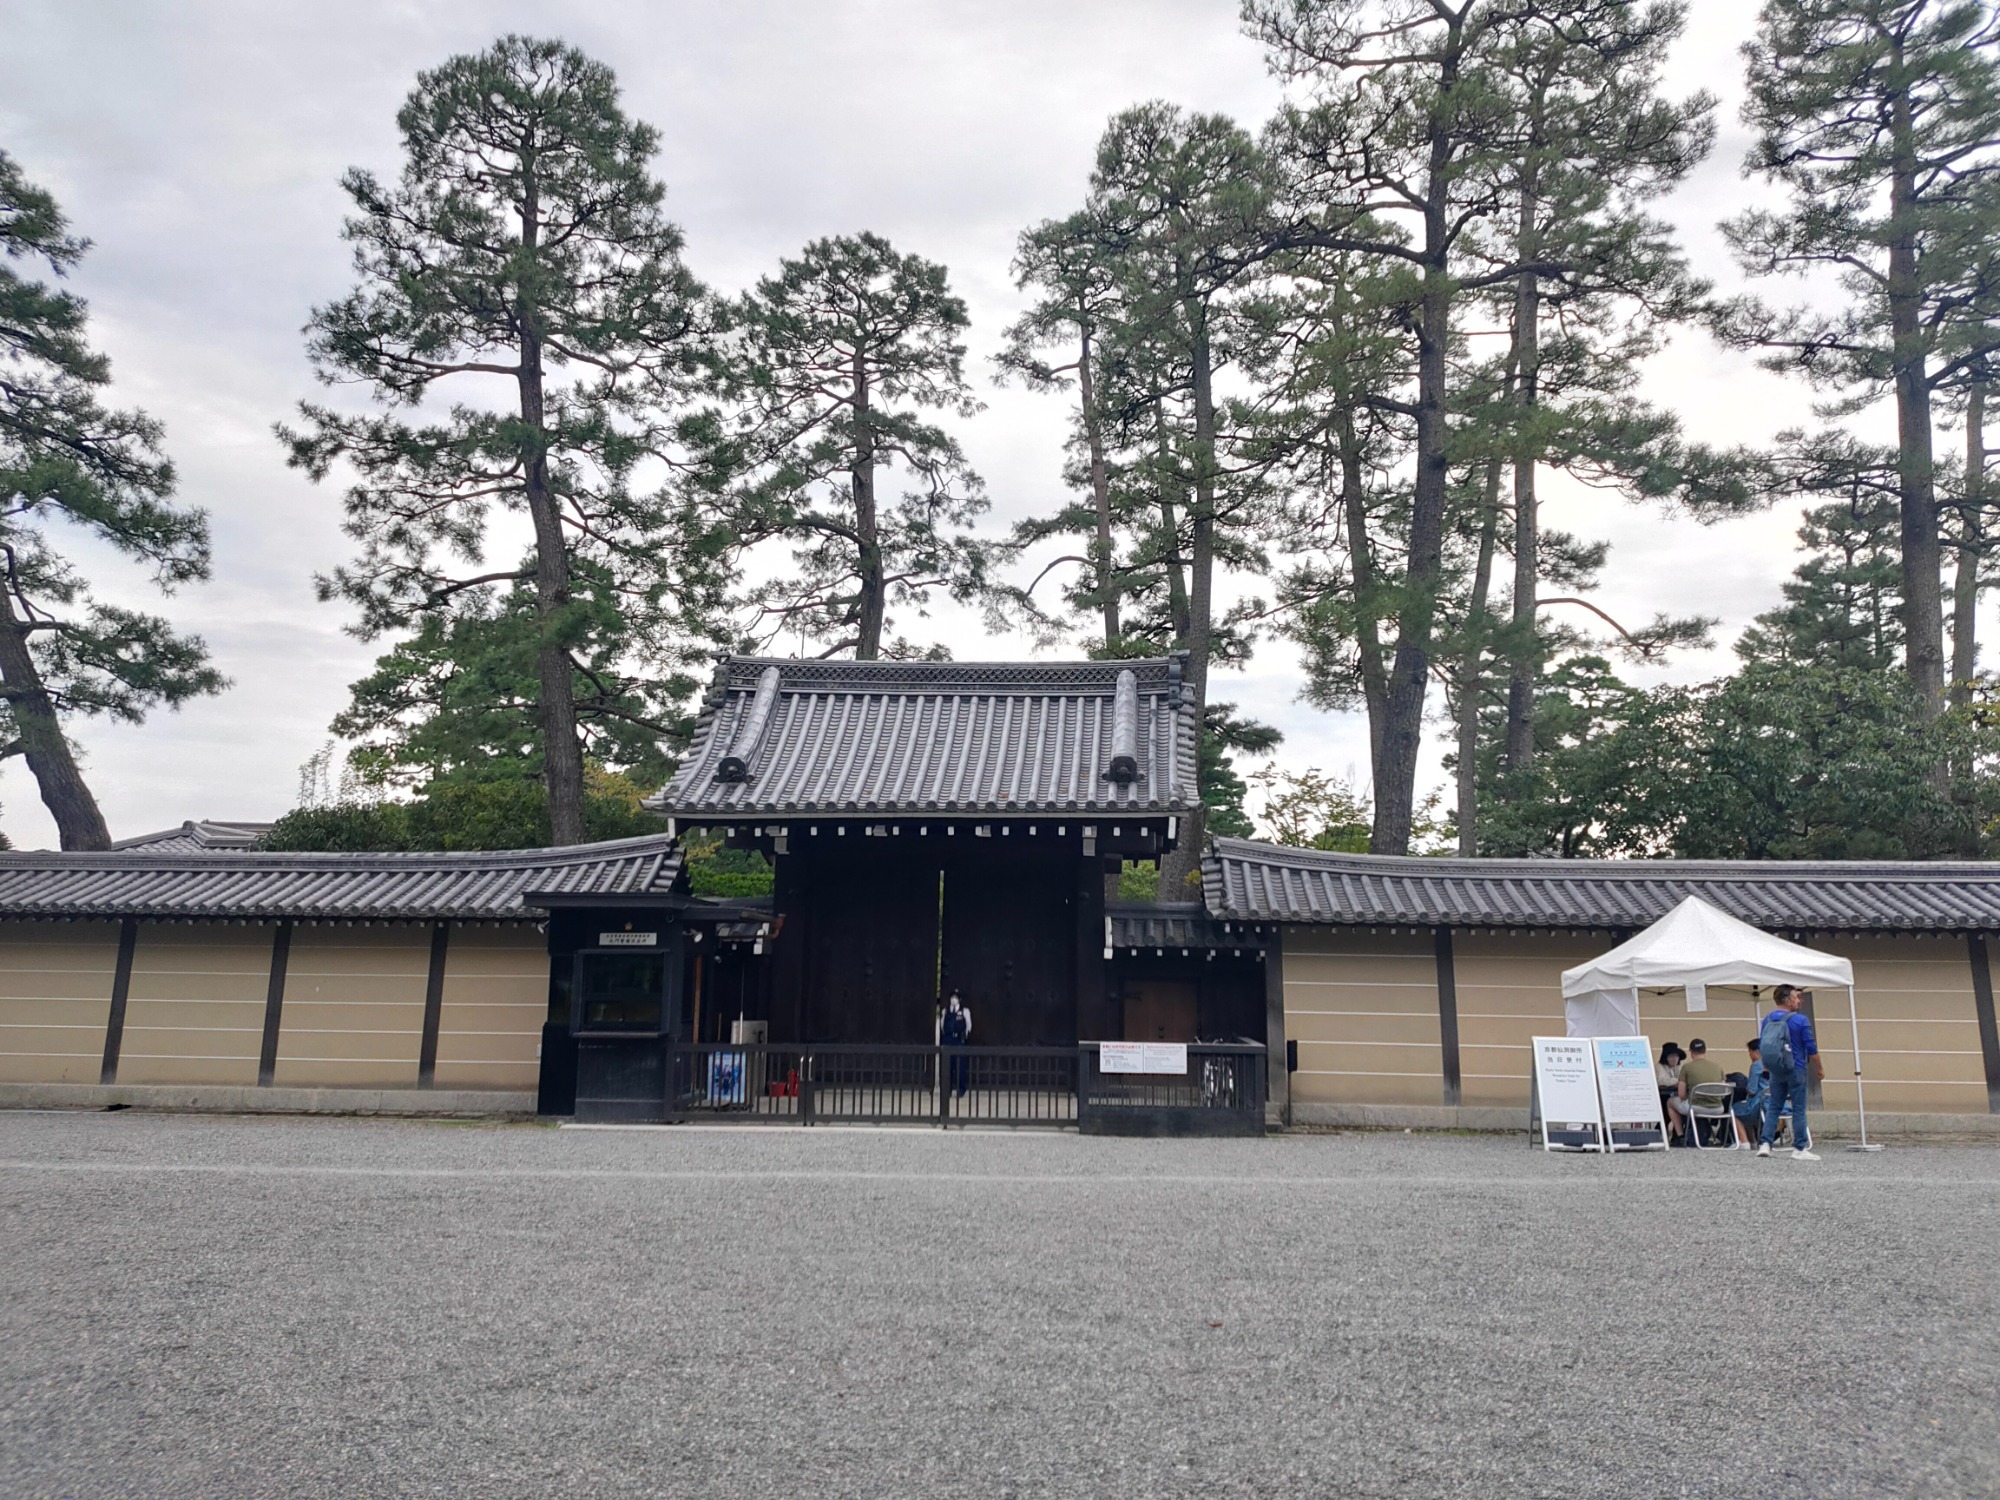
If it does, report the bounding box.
[1845,983,1884,1153]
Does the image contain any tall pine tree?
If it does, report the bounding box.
[281,37,713,844]
[0,150,222,848]
[1723,0,2000,706]
[707,233,988,660]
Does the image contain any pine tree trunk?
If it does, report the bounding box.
[851,350,885,660]
[0,589,112,849]
[1457,459,1503,855]
[1952,382,1984,707]
[1503,184,1542,776]
[1371,129,1456,856]
[1157,309,1217,900]
[1337,407,1388,790]
[1889,72,1947,707]
[516,181,587,846]
[1076,321,1120,649]
[1152,403,1193,643]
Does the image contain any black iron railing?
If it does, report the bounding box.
[662,1043,1078,1126]
[574,1039,1264,1132]
[1077,1043,1268,1136]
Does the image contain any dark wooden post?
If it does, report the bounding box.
[98,919,138,1086]
[418,921,450,1087]
[1263,926,1288,1128]
[1434,926,1462,1108]
[771,849,809,1044]
[258,921,292,1087]
[1074,851,1108,1043]
[1969,934,2000,1115]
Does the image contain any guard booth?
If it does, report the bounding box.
[533,652,1266,1130]
[532,900,774,1123]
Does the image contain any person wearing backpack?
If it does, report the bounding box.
[1757,984,1823,1161]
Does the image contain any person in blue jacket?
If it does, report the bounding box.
[1758,984,1823,1161]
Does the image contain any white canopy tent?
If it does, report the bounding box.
[1559,894,1878,1148]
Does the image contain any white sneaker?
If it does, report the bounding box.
[1756,1143,1770,1158]
[1792,1148,1820,1161]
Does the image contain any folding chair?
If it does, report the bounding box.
[1686,1082,1743,1150]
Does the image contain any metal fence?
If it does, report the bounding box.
[1077,1043,1268,1136]
[660,1043,1079,1127]
[577,1039,1263,1131]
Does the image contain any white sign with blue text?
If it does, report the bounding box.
[1593,1034,1668,1151]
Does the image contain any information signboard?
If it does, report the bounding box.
[1530,1036,1605,1152]
[1593,1034,1668,1151]
[597,931,658,948]
[1099,1041,1188,1074]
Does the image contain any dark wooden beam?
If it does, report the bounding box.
[418,921,450,1088]
[97,919,138,1086]
[1970,935,2000,1115]
[258,921,292,1087]
[1434,926,1462,1109]
[1264,927,1288,1128]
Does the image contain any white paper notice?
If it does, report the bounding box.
[1685,981,1708,1013]
[1530,1036,1602,1133]
[1593,1035,1666,1127]
[1099,1042,1189,1074]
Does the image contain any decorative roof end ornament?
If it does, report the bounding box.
[715,665,782,783]
[1104,668,1140,784]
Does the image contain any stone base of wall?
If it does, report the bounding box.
[1290,1101,2000,1139]
[0,1082,537,1118]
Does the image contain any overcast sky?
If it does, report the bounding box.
[0,0,1880,848]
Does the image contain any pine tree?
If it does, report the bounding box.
[708,233,987,660]
[1246,1,1731,853]
[1738,434,1906,671]
[280,37,713,845]
[330,566,697,796]
[0,150,223,848]
[1723,0,2000,706]
[1083,104,1276,896]
[996,210,1130,651]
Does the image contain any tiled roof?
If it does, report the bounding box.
[0,835,684,922]
[1107,902,1268,951]
[1204,838,2000,933]
[650,655,1198,820]
[111,819,272,852]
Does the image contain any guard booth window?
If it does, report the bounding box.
[577,951,667,1033]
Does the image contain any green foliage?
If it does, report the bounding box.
[1737,452,1904,671]
[259,781,666,853]
[1251,765,1450,855]
[1200,701,1281,839]
[333,574,692,792]
[1115,861,1160,901]
[1472,659,1996,860]
[680,833,774,898]
[1249,766,1371,852]
[260,800,416,853]
[0,149,224,845]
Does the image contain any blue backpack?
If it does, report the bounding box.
[1759,1010,1796,1075]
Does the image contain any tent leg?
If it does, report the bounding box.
[1844,983,1884,1153]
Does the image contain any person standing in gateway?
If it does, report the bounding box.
[1758,984,1823,1161]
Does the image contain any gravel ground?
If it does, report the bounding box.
[1,1112,1996,1500]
